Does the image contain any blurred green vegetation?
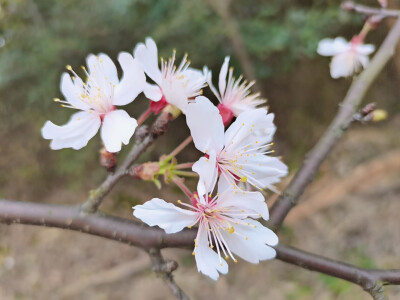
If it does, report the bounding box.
[1,0,397,197]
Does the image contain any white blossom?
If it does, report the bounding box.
[317,37,375,79]
[186,96,288,193]
[42,52,145,153]
[204,57,266,125]
[133,179,277,280]
[134,37,206,114]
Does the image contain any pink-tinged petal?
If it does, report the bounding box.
[101,110,137,153]
[143,83,162,102]
[86,53,119,85]
[357,44,375,55]
[113,52,145,106]
[60,73,90,111]
[193,150,218,194]
[42,111,101,150]
[134,37,162,85]
[317,37,351,56]
[133,198,198,234]
[218,56,230,97]
[220,189,270,221]
[194,222,228,280]
[220,220,277,263]
[185,96,224,153]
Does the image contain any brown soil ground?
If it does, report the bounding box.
[0,116,399,300]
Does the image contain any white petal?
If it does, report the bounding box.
[185,96,224,153]
[113,52,146,106]
[224,108,276,152]
[193,151,218,194]
[134,37,162,85]
[317,37,351,56]
[218,56,230,97]
[357,44,375,55]
[194,223,228,280]
[60,73,90,111]
[221,220,277,264]
[86,53,119,85]
[101,109,137,153]
[220,189,270,221]
[217,172,234,194]
[143,83,162,101]
[133,198,198,234]
[161,80,189,113]
[237,155,288,192]
[180,68,207,99]
[330,52,359,78]
[42,111,101,150]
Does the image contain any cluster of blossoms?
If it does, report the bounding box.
[41,38,288,280]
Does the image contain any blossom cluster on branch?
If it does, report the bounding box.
[40,37,288,280]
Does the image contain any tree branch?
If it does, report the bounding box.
[268,15,400,230]
[148,248,190,300]
[81,111,174,213]
[1,198,399,299]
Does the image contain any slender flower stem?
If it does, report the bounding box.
[175,162,195,170]
[137,107,153,125]
[168,136,193,159]
[172,177,193,199]
[173,170,198,178]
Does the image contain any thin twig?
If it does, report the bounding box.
[81,111,174,213]
[342,1,400,17]
[269,16,400,230]
[168,136,193,159]
[148,248,190,300]
[1,198,400,299]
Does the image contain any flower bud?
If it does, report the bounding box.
[371,109,388,122]
[129,162,160,181]
[100,148,117,172]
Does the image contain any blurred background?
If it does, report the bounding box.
[0,0,399,299]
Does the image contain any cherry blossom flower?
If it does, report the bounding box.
[317,36,375,79]
[186,96,288,193]
[41,52,145,153]
[133,179,278,280]
[134,37,206,114]
[203,57,266,125]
